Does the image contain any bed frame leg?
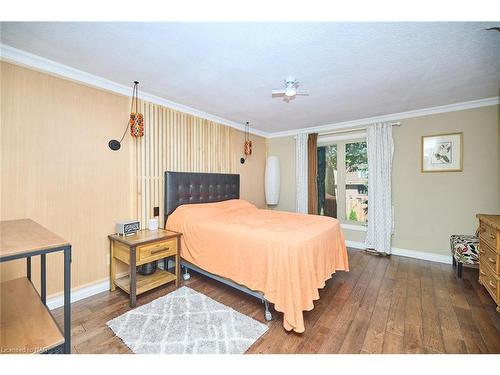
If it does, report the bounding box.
[182,266,191,281]
[264,300,272,321]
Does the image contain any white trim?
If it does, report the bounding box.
[46,264,175,310]
[46,279,110,310]
[341,223,367,232]
[345,240,452,264]
[269,97,499,138]
[1,44,497,140]
[0,43,270,138]
[345,240,367,249]
[391,247,452,265]
[317,132,366,145]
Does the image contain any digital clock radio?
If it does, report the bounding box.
[115,220,140,236]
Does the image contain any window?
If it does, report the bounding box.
[317,144,338,218]
[344,141,368,223]
[317,136,368,225]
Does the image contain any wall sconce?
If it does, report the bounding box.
[109,81,144,151]
[240,121,252,164]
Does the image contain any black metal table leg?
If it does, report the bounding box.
[130,247,137,308]
[27,256,31,281]
[63,246,71,353]
[175,236,180,288]
[41,253,47,304]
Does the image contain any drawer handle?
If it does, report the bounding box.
[489,280,496,289]
[489,234,496,239]
[488,257,496,264]
[480,270,486,276]
[151,247,169,255]
[479,248,485,254]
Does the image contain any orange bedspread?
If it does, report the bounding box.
[166,199,349,333]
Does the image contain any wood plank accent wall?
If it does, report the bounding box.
[134,101,234,228]
[1,62,266,297]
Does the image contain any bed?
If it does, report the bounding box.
[164,171,348,333]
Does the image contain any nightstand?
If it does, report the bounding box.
[108,229,182,307]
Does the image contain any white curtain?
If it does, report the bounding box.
[365,122,394,254]
[295,133,308,213]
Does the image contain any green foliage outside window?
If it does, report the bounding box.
[345,142,368,173]
[348,209,358,221]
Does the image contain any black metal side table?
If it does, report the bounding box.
[0,219,71,354]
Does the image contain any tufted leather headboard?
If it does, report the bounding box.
[164,171,240,222]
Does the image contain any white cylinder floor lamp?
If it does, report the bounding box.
[265,156,280,206]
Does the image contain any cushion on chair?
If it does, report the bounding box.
[450,234,479,265]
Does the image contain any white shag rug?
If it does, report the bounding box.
[107,286,268,354]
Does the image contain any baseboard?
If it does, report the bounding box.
[345,240,367,250]
[46,262,176,310]
[345,240,452,265]
[46,278,110,310]
[391,247,452,264]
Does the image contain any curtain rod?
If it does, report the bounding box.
[318,121,401,137]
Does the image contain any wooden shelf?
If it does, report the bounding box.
[0,219,69,259]
[0,277,64,354]
[115,269,176,296]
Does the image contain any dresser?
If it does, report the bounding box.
[476,214,500,313]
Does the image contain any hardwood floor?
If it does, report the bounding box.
[52,248,500,354]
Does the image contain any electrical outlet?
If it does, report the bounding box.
[153,206,160,217]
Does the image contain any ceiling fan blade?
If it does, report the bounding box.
[295,90,309,96]
[271,89,286,95]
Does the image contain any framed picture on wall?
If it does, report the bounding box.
[421,132,463,172]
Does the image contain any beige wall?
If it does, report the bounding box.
[0,62,267,296]
[392,105,499,255]
[232,129,267,208]
[267,105,500,256]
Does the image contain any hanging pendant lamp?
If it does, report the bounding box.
[129,81,144,138]
[108,81,144,151]
[240,121,252,164]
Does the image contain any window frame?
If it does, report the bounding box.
[317,132,368,230]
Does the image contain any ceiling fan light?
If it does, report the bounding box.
[285,87,296,97]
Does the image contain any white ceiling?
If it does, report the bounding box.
[1,22,499,133]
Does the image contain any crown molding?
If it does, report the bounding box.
[2,44,497,140]
[269,96,500,138]
[0,44,270,138]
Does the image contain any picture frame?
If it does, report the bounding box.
[421,132,463,173]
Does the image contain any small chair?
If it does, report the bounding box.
[450,234,479,278]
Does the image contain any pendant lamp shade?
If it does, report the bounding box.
[265,156,280,205]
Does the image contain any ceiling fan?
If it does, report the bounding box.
[272,77,309,101]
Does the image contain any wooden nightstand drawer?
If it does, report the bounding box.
[479,242,500,275]
[137,239,176,264]
[479,222,498,251]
